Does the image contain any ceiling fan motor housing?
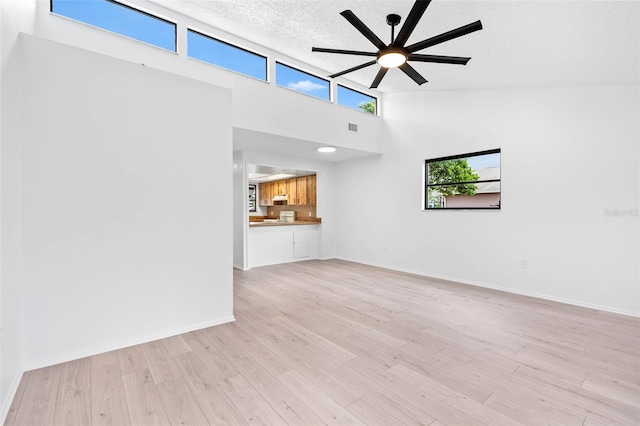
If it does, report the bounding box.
[386,14,402,27]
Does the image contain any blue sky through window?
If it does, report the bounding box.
[51,0,176,51]
[275,63,330,101]
[467,153,501,170]
[337,85,377,114]
[187,30,267,81]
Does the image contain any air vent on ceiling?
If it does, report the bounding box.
[348,123,358,132]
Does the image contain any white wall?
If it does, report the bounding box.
[0,0,36,419]
[233,151,246,269]
[19,34,234,370]
[335,84,639,316]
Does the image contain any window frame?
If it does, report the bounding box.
[275,61,332,102]
[424,148,501,211]
[186,28,269,82]
[336,84,378,115]
[50,0,177,52]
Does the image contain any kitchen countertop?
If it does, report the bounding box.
[249,220,321,227]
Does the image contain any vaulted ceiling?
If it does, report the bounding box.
[151,0,639,92]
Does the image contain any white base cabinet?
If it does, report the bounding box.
[248,225,319,268]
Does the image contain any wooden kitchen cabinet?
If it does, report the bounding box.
[296,176,307,205]
[259,182,273,206]
[306,175,316,205]
[258,183,265,206]
[295,175,316,206]
[275,180,287,196]
[287,178,298,205]
[267,182,274,204]
[259,175,316,206]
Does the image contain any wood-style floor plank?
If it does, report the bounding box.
[218,374,286,425]
[276,369,365,425]
[346,396,409,426]
[90,361,131,425]
[52,357,92,426]
[221,345,326,426]
[6,365,61,426]
[121,370,170,426]
[115,344,148,376]
[155,376,209,425]
[5,259,640,426]
[171,351,248,425]
[139,340,181,385]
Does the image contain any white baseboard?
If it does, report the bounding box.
[335,257,640,318]
[1,370,24,424]
[233,264,250,271]
[21,315,236,372]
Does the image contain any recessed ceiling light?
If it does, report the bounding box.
[318,146,336,153]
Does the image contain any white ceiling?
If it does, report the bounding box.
[152,0,639,92]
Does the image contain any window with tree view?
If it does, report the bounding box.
[425,149,501,210]
[337,85,377,115]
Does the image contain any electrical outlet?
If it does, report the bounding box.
[308,212,311,216]
[270,210,273,215]
[520,258,528,268]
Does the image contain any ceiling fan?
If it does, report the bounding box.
[312,0,483,88]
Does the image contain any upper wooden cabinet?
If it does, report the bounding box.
[258,175,316,206]
[296,175,316,206]
[274,180,287,196]
[258,182,272,206]
[306,175,316,205]
[287,178,298,205]
[296,176,307,205]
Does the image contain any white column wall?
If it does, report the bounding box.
[19,34,234,370]
[233,150,246,270]
[335,85,639,316]
[1,0,36,418]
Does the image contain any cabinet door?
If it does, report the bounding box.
[267,182,274,205]
[306,175,316,205]
[278,180,287,196]
[259,183,267,206]
[261,182,273,206]
[296,176,307,206]
[287,178,298,205]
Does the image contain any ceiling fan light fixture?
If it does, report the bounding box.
[377,49,407,68]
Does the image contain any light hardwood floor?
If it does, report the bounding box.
[6,259,640,425]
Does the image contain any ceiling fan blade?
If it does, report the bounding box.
[328,60,377,79]
[399,63,428,85]
[340,10,387,50]
[406,20,483,53]
[408,54,471,65]
[312,47,378,57]
[370,67,389,89]
[392,0,432,47]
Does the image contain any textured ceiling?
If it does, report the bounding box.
[151,0,639,93]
